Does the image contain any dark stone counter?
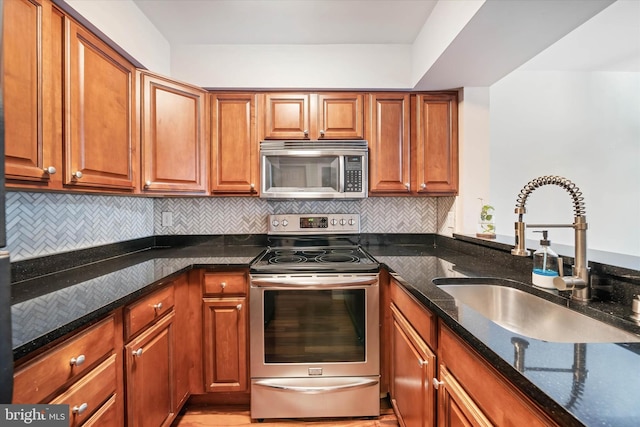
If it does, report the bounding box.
[10,233,640,426]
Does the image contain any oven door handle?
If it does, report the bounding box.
[253,378,379,394]
[251,276,378,288]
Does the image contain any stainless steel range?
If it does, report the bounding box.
[249,214,380,420]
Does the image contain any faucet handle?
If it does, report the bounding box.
[557,257,564,277]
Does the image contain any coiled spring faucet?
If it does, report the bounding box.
[512,176,591,301]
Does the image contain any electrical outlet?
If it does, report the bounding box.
[447,212,455,229]
[161,211,173,227]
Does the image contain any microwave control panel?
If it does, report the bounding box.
[344,156,363,192]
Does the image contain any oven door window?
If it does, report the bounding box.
[264,289,365,363]
[263,156,339,192]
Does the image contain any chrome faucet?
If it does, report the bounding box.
[511,176,591,301]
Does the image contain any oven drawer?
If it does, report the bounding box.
[251,377,380,419]
[204,271,247,296]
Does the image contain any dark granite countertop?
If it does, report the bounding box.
[10,234,640,426]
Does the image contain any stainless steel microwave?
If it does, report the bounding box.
[260,140,368,199]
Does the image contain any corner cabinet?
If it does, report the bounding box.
[367,93,411,194]
[202,270,249,393]
[411,93,459,196]
[140,71,208,194]
[64,19,137,191]
[210,93,258,195]
[4,0,64,188]
[261,92,364,140]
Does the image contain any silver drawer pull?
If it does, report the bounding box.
[70,354,86,366]
[72,403,88,415]
[432,378,444,389]
[153,302,163,310]
[132,348,143,357]
[236,304,242,311]
[220,282,226,289]
[43,166,57,174]
[418,359,428,367]
[72,171,83,179]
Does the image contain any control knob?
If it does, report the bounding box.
[271,220,280,227]
[281,219,288,227]
[330,219,338,226]
[340,219,347,226]
[348,218,356,226]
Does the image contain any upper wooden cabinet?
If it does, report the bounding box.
[211,93,258,195]
[4,0,63,188]
[368,93,411,194]
[65,19,137,191]
[412,93,459,196]
[139,71,208,194]
[262,92,364,140]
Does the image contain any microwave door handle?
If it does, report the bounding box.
[339,155,345,193]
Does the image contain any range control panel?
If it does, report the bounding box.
[267,214,360,234]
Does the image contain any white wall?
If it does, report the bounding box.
[489,70,640,259]
[171,44,412,89]
[64,0,171,75]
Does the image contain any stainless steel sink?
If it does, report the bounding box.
[437,283,640,343]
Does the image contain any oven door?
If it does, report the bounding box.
[249,274,379,379]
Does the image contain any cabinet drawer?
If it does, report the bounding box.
[13,315,116,404]
[50,354,118,427]
[203,272,247,296]
[83,395,118,427]
[390,279,437,348]
[125,285,174,339]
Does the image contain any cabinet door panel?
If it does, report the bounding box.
[141,73,207,193]
[211,93,257,194]
[414,94,458,195]
[437,366,493,427]
[125,312,175,427]
[203,297,248,392]
[368,94,410,194]
[318,93,364,139]
[65,21,135,190]
[263,93,310,139]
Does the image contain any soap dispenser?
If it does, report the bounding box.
[531,230,561,289]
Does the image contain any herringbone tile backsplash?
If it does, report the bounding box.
[6,192,455,261]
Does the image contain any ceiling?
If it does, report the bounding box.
[132,0,439,45]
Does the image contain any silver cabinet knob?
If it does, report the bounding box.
[72,171,83,179]
[418,359,428,367]
[220,282,226,289]
[70,354,86,366]
[404,183,410,190]
[432,378,444,389]
[72,403,88,415]
[420,183,427,189]
[319,130,325,137]
[144,180,152,187]
[43,166,57,174]
[250,183,255,189]
[236,304,242,311]
[303,130,309,136]
[152,302,163,310]
[132,348,143,357]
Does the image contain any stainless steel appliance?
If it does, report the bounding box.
[260,140,368,199]
[0,0,14,403]
[250,214,380,420]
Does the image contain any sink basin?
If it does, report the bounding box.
[436,283,640,343]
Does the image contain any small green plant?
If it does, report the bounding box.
[477,198,496,237]
[480,204,494,222]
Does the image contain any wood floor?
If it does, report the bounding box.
[171,399,399,426]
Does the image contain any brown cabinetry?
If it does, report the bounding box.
[202,271,249,393]
[368,93,411,194]
[140,71,208,194]
[12,313,124,426]
[4,0,63,188]
[434,366,492,427]
[262,92,364,140]
[65,19,137,191]
[211,93,258,195]
[412,93,458,195]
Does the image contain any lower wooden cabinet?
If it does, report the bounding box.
[125,311,176,427]
[434,366,492,427]
[390,303,436,427]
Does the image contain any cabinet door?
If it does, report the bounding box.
[125,312,175,427]
[211,93,258,195]
[390,304,436,427]
[436,366,493,427]
[413,93,458,195]
[140,72,208,194]
[368,93,411,194]
[203,297,248,393]
[65,19,136,190]
[4,0,61,185]
[263,93,311,139]
[317,93,364,139]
